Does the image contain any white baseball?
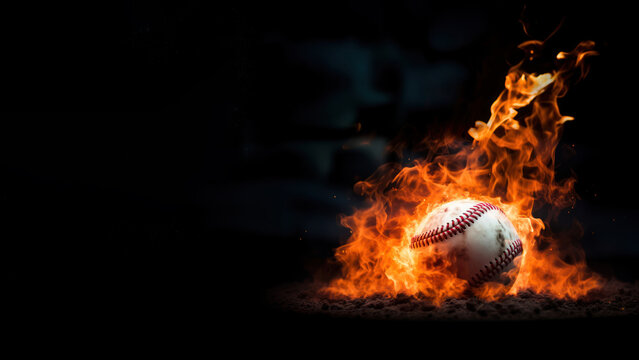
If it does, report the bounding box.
[410,199,523,287]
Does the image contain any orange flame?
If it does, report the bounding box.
[323,40,602,304]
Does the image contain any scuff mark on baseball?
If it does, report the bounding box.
[410,199,523,288]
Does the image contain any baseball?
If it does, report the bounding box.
[410,199,523,287]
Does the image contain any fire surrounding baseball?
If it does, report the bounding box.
[410,199,523,288]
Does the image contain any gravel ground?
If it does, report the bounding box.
[266,280,639,321]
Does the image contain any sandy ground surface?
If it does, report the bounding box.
[266,280,639,321]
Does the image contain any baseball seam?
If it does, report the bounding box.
[468,238,523,287]
[409,202,503,250]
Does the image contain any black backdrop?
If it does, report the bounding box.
[2,0,639,342]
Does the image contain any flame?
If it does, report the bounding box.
[323,41,602,304]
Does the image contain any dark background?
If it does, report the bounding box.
[2,0,638,336]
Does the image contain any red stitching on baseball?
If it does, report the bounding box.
[468,238,523,287]
[409,202,505,249]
